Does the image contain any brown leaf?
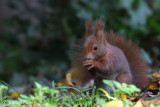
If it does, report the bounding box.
[149,83,157,90]
[133,92,140,97]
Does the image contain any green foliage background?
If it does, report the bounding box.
[0,0,160,85]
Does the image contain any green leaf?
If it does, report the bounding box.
[103,80,114,87]
[97,97,107,105]
[122,99,133,106]
[35,82,42,89]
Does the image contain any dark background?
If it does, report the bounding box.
[0,0,160,86]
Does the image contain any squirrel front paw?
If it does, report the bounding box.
[83,60,96,70]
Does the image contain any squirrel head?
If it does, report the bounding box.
[84,19,106,61]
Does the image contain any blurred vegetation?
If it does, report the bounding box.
[0,80,141,107]
[0,0,160,85]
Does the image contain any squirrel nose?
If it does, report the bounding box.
[86,53,94,60]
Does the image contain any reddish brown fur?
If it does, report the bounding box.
[116,73,131,84]
[69,65,93,87]
[74,38,95,86]
[106,31,149,89]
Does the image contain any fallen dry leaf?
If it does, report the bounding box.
[133,100,143,107]
[56,72,75,87]
[154,100,160,104]
[141,96,160,107]
[56,81,64,87]
[152,73,160,78]
[65,73,75,87]
[102,100,124,107]
[149,83,158,90]
[133,92,140,97]
[11,91,20,98]
[128,98,132,102]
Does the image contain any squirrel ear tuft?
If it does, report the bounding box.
[85,19,94,37]
[95,19,105,31]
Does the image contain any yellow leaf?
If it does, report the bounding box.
[133,100,143,107]
[11,91,19,98]
[66,73,72,81]
[121,93,127,99]
[65,73,74,87]
[128,99,132,102]
[152,73,160,78]
[149,83,157,90]
[102,100,123,107]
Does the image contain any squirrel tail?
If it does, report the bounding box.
[106,31,149,89]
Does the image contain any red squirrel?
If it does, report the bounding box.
[73,19,149,90]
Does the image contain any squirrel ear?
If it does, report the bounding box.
[85,19,94,37]
[95,19,105,43]
[96,30,106,44]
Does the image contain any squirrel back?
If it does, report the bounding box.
[106,31,149,89]
[73,19,149,90]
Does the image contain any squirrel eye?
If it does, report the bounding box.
[93,45,98,50]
